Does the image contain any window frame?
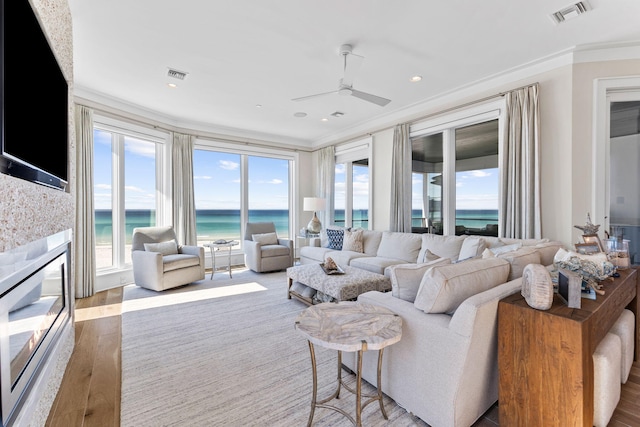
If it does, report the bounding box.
[409,100,505,236]
[193,138,298,248]
[334,137,373,229]
[92,115,171,273]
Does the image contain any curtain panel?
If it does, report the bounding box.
[390,123,412,232]
[74,105,96,298]
[317,145,335,228]
[500,84,542,239]
[171,132,197,245]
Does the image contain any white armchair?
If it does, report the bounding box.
[131,226,204,291]
[243,222,293,273]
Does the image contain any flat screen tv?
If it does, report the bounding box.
[0,0,69,191]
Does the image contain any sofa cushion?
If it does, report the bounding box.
[376,231,423,263]
[458,236,487,261]
[418,234,467,263]
[163,253,201,272]
[324,250,369,267]
[260,244,291,258]
[325,228,344,250]
[414,257,510,314]
[534,241,564,266]
[252,232,278,245]
[342,228,364,252]
[389,257,451,302]
[144,240,178,255]
[485,246,541,281]
[350,256,409,276]
[361,230,383,255]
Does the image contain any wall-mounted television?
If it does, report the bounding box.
[0,0,69,191]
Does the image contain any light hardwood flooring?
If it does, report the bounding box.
[44,285,640,427]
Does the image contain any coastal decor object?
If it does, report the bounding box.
[553,248,615,291]
[303,197,326,234]
[521,264,553,310]
[574,213,601,235]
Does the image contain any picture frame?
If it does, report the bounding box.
[581,234,604,252]
[575,242,601,255]
[557,268,582,308]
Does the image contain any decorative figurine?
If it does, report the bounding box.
[574,213,600,235]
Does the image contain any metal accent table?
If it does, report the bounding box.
[203,240,237,279]
[295,301,402,427]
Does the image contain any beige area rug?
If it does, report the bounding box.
[121,268,428,427]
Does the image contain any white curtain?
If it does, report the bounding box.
[172,132,197,245]
[74,105,96,298]
[500,84,542,239]
[390,123,412,232]
[317,146,335,227]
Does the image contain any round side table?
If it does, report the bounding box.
[294,301,402,427]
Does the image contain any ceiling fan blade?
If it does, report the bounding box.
[291,90,338,102]
[342,53,364,87]
[350,89,391,107]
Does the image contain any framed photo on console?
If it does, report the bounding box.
[581,234,603,252]
[557,268,582,308]
[575,242,601,255]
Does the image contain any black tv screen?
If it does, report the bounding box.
[0,0,69,191]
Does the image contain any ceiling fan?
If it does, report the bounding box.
[292,44,391,107]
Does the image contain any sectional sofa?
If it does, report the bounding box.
[300,226,564,427]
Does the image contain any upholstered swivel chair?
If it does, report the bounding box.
[243,222,293,273]
[131,225,205,291]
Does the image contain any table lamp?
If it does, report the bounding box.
[303,197,326,234]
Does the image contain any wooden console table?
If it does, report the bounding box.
[498,268,638,426]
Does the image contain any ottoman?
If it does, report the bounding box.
[286,263,391,305]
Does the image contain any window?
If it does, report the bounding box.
[193,142,295,248]
[334,137,372,229]
[93,119,168,270]
[411,102,503,236]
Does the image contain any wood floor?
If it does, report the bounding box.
[44,285,640,427]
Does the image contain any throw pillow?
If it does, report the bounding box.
[484,242,522,256]
[325,228,344,250]
[252,232,278,245]
[414,257,510,314]
[458,236,487,261]
[417,234,467,263]
[422,249,440,263]
[376,231,423,262]
[144,240,179,255]
[342,228,364,252]
[496,246,541,281]
[389,257,451,302]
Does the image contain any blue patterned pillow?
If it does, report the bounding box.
[326,228,344,250]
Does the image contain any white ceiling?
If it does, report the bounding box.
[68,0,640,148]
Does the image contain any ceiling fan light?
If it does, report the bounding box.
[338,87,353,96]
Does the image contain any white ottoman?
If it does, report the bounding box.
[593,332,622,427]
[610,308,635,384]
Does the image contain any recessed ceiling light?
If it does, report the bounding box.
[410,75,422,83]
[551,1,590,24]
[167,83,177,88]
[293,112,307,118]
[255,104,262,108]
[321,118,329,122]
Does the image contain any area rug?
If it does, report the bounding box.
[120,268,426,426]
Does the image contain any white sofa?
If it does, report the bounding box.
[316,230,564,427]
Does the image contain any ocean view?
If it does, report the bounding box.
[95,209,499,245]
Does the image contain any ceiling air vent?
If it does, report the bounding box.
[551,1,590,24]
[331,111,345,118]
[167,68,188,80]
